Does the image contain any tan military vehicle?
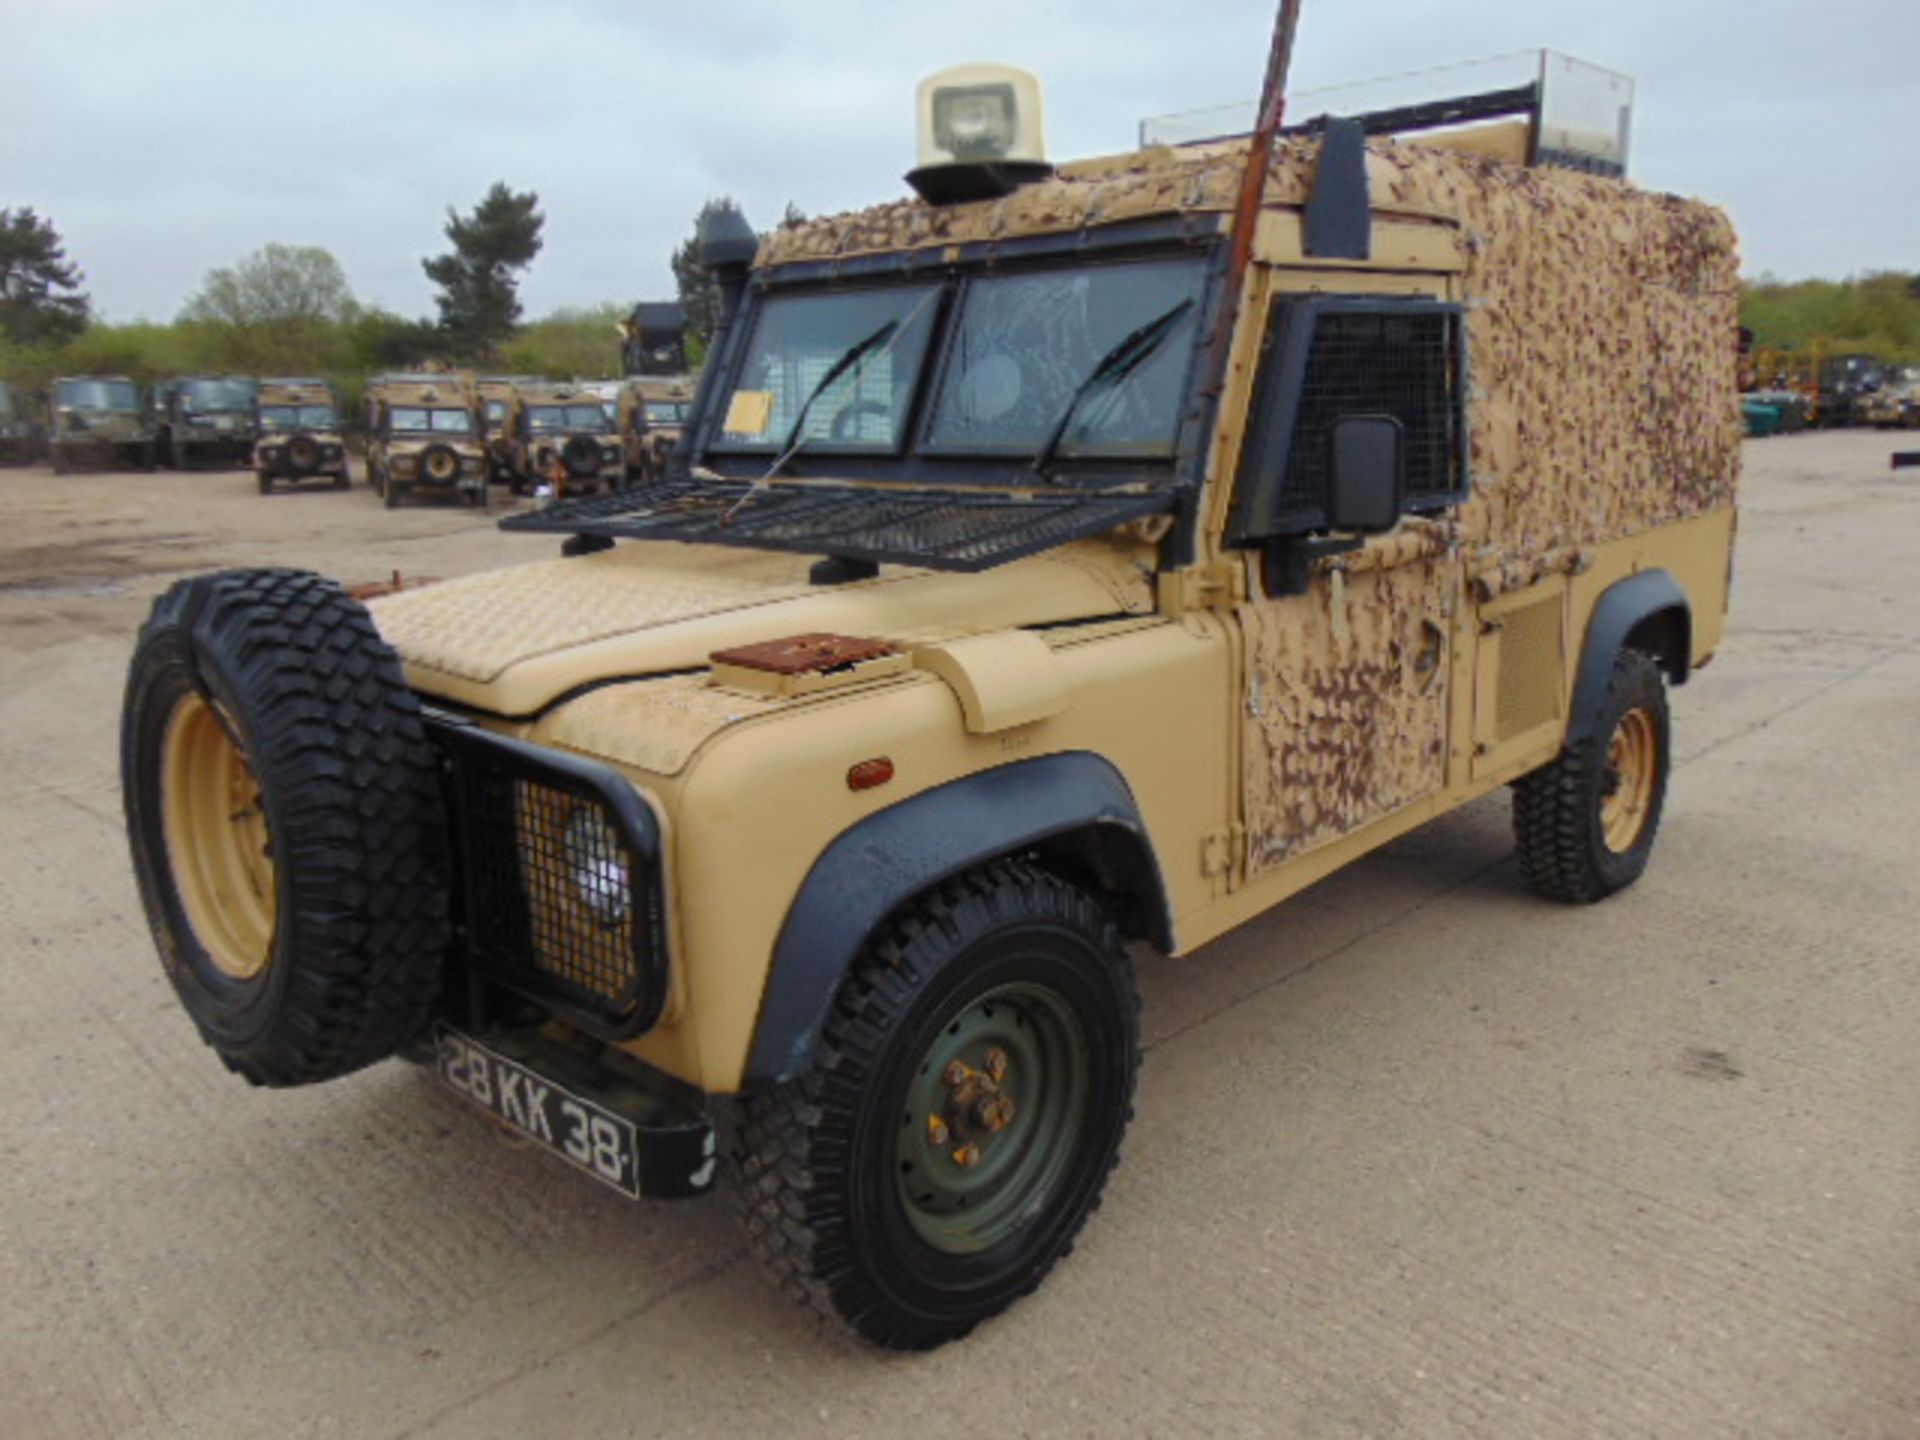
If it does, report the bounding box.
[48,375,155,472]
[120,49,1738,1349]
[612,374,697,484]
[253,377,349,492]
[617,302,698,483]
[474,375,541,486]
[492,380,626,496]
[1860,374,1919,429]
[363,371,487,508]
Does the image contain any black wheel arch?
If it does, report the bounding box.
[1567,569,1691,746]
[743,751,1171,1088]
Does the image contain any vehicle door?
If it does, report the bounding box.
[1223,280,1469,874]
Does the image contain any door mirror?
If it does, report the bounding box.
[1327,414,1404,532]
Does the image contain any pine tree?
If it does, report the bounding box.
[0,208,90,346]
[422,183,544,361]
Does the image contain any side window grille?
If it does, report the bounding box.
[1232,297,1468,542]
[1281,307,1464,522]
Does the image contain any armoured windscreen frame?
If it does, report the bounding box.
[1228,295,1468,545]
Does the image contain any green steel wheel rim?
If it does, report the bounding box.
[890,978,1091,1255]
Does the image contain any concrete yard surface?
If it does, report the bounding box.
[2,433,1916,1438]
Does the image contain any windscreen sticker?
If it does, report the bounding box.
[723,389,774,438]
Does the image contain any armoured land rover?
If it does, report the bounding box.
[363,371,488,508]
[49,375,155,471]
[156,375,258,468]
[494,380,627,497]
[254,377,349,492]
[120,46,1740,1349]
[0,379,40,463]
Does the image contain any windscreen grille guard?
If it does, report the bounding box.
[500,477,1178,572]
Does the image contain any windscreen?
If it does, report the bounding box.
[182,378,255,411]
[389,407,471,434]
[926,257,1205,456]
[58,378,139,411]
[646,402,688,424]
[716,283,939,452]
[259,404,336,430]
[527,405,612,432]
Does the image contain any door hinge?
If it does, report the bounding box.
[1158,559,1248,612]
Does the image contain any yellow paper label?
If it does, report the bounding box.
[723,389,774,437]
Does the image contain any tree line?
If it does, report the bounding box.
[0,190,774,409]
[13,189,1905,401]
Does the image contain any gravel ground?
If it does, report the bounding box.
[2,432,1916,1439]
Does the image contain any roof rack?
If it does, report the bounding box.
[1140,49,1633,178]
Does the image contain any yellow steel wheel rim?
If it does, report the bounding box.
[160,692,277,980]
[1600,706,1657,854]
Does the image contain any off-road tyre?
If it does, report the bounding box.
[1513,647,1670,904]
[121,568,451,1086]
[734,860,1139,1350]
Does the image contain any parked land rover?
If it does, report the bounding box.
[121,48,1739,1349]
[49,375,154,472]
[363,372,487,508]
[0,379,41,463]
[254,377,349,491]
[156,375,258,468]
[496,381,626,496]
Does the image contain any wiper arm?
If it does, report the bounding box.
[1030,297,1194,480]
[760,318,899,480]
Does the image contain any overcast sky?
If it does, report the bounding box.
[5,0,1916,324]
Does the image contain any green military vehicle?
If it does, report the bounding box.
[120,45,1738,1348]
[48,376,155,472]
[156,375,258,468]
[0,380,41,464]
[254,378,350,492]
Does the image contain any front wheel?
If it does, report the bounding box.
[1514,647,1671,903]
[734,861,1139,1350]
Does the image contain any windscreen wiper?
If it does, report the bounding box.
[1030,297,1194,481]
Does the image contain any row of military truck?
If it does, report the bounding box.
[0,302,701,503]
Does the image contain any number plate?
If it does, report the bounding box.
[433,1023,641,1199]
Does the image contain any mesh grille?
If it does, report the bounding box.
[1274,306,1464,527]
[500,477,1176,573]
[440,724,666,1036]
[1495,596,1565,739]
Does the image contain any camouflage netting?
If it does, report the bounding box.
[761,136,1742,582]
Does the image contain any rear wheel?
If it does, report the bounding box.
[1514,648,1671,903]
[121,569,451,1085]
[735,861,1138,1349]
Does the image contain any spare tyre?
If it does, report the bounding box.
[562,433,602,478]
[420,443,460,484]
[120,568,451,1086]
[286,433,319,473]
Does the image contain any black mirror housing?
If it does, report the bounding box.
[1327,414,1404,532]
